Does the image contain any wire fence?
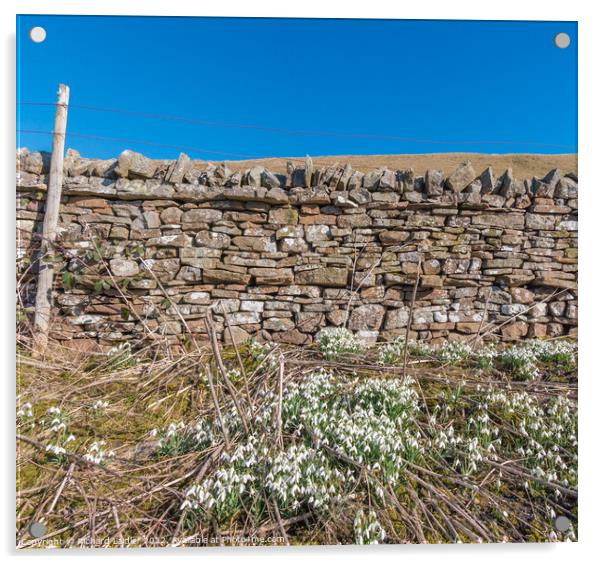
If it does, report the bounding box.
[16,100,576,169]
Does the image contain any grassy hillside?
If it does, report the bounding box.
[221,153,577,180]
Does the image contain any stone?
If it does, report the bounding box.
[456,322,480,334]
[326,309,347,326]
[558,219,577,231]
[363,169,383,190]
[109,225,129,239]
[554,177,578,199]
[296,311,323,332]
[396,168,415,191]
[182,208,223,224]
[295,267,348,287]
[279,237,309,253]
[384,273,415,286]
[501,304,528,316]
[294,187,330,205]
[160,207,183,224]
[115,150,157,179]
[232,236,276,253]
[146,258,180,282]
[223,325,251,345]
[203,269,251,285]
[147,233,191,247]
[265,187,290,204]
[543,168,561,191]
[566,303,577,319]
[379,230,410,244]
[529,303,547,318]
[403,190,423,203]
[227,311,261,325]
[481,194,505,208]
[219,299,241,313]
[241,300,264,312]
[479,167,496,193]
[510,287,535,304]
[472,213,525,230]
[71,314,105,326]
[526,213,556,230]
[422,259,441,274]
[194,231,231,249]
[143,211,161,229]
[406,214,446,228]
[501,321,529,340]
[384,308,410,330]
[88,159,116,178]
[305,225,331,242]
[337,214,371,228]
[446,161,475,192]
[264,317,295,332]
[304,156,314,188]
[425,169,444,196]
[549,301,567,316]
[177,266,202,282]
[333,193,358,208]
[116,179,174,199]
[183,291,210,304]
[246,166,263,187]
[356,330,379,345]
[269,207,298,225]
[261,169,282,189]
[250,268,294,285]
[529,323,548,338]
[500,172,527,198]
[533,272,577,290]
[165,153,192,184]
[547,323,565,337]
[348,171,364,190]
[349,189,371,205]
[276,225,304,239]
[272,329,311,345]
[421,275,444,288]
[110,258,139,277]
[379,169,397,191]
[348,304,385,331]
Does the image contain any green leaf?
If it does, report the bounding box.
[61,271,74,290]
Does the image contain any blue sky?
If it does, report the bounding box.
[16,16,577,160]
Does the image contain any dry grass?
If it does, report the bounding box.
[219,153,577,180]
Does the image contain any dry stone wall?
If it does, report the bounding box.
[16,149,578,349]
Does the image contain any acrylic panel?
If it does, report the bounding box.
[16,15,578,548]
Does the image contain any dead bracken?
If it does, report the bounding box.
[16,333,577,547]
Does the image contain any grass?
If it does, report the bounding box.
[16,332,577,548]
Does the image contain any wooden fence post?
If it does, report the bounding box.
[33,83,70,354]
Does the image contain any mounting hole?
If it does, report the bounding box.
[554,516,571,532]
[29,521,46,538]
[554,32,570,49]
[29,26,46,43]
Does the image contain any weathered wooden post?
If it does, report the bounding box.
[33,83,69,354]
